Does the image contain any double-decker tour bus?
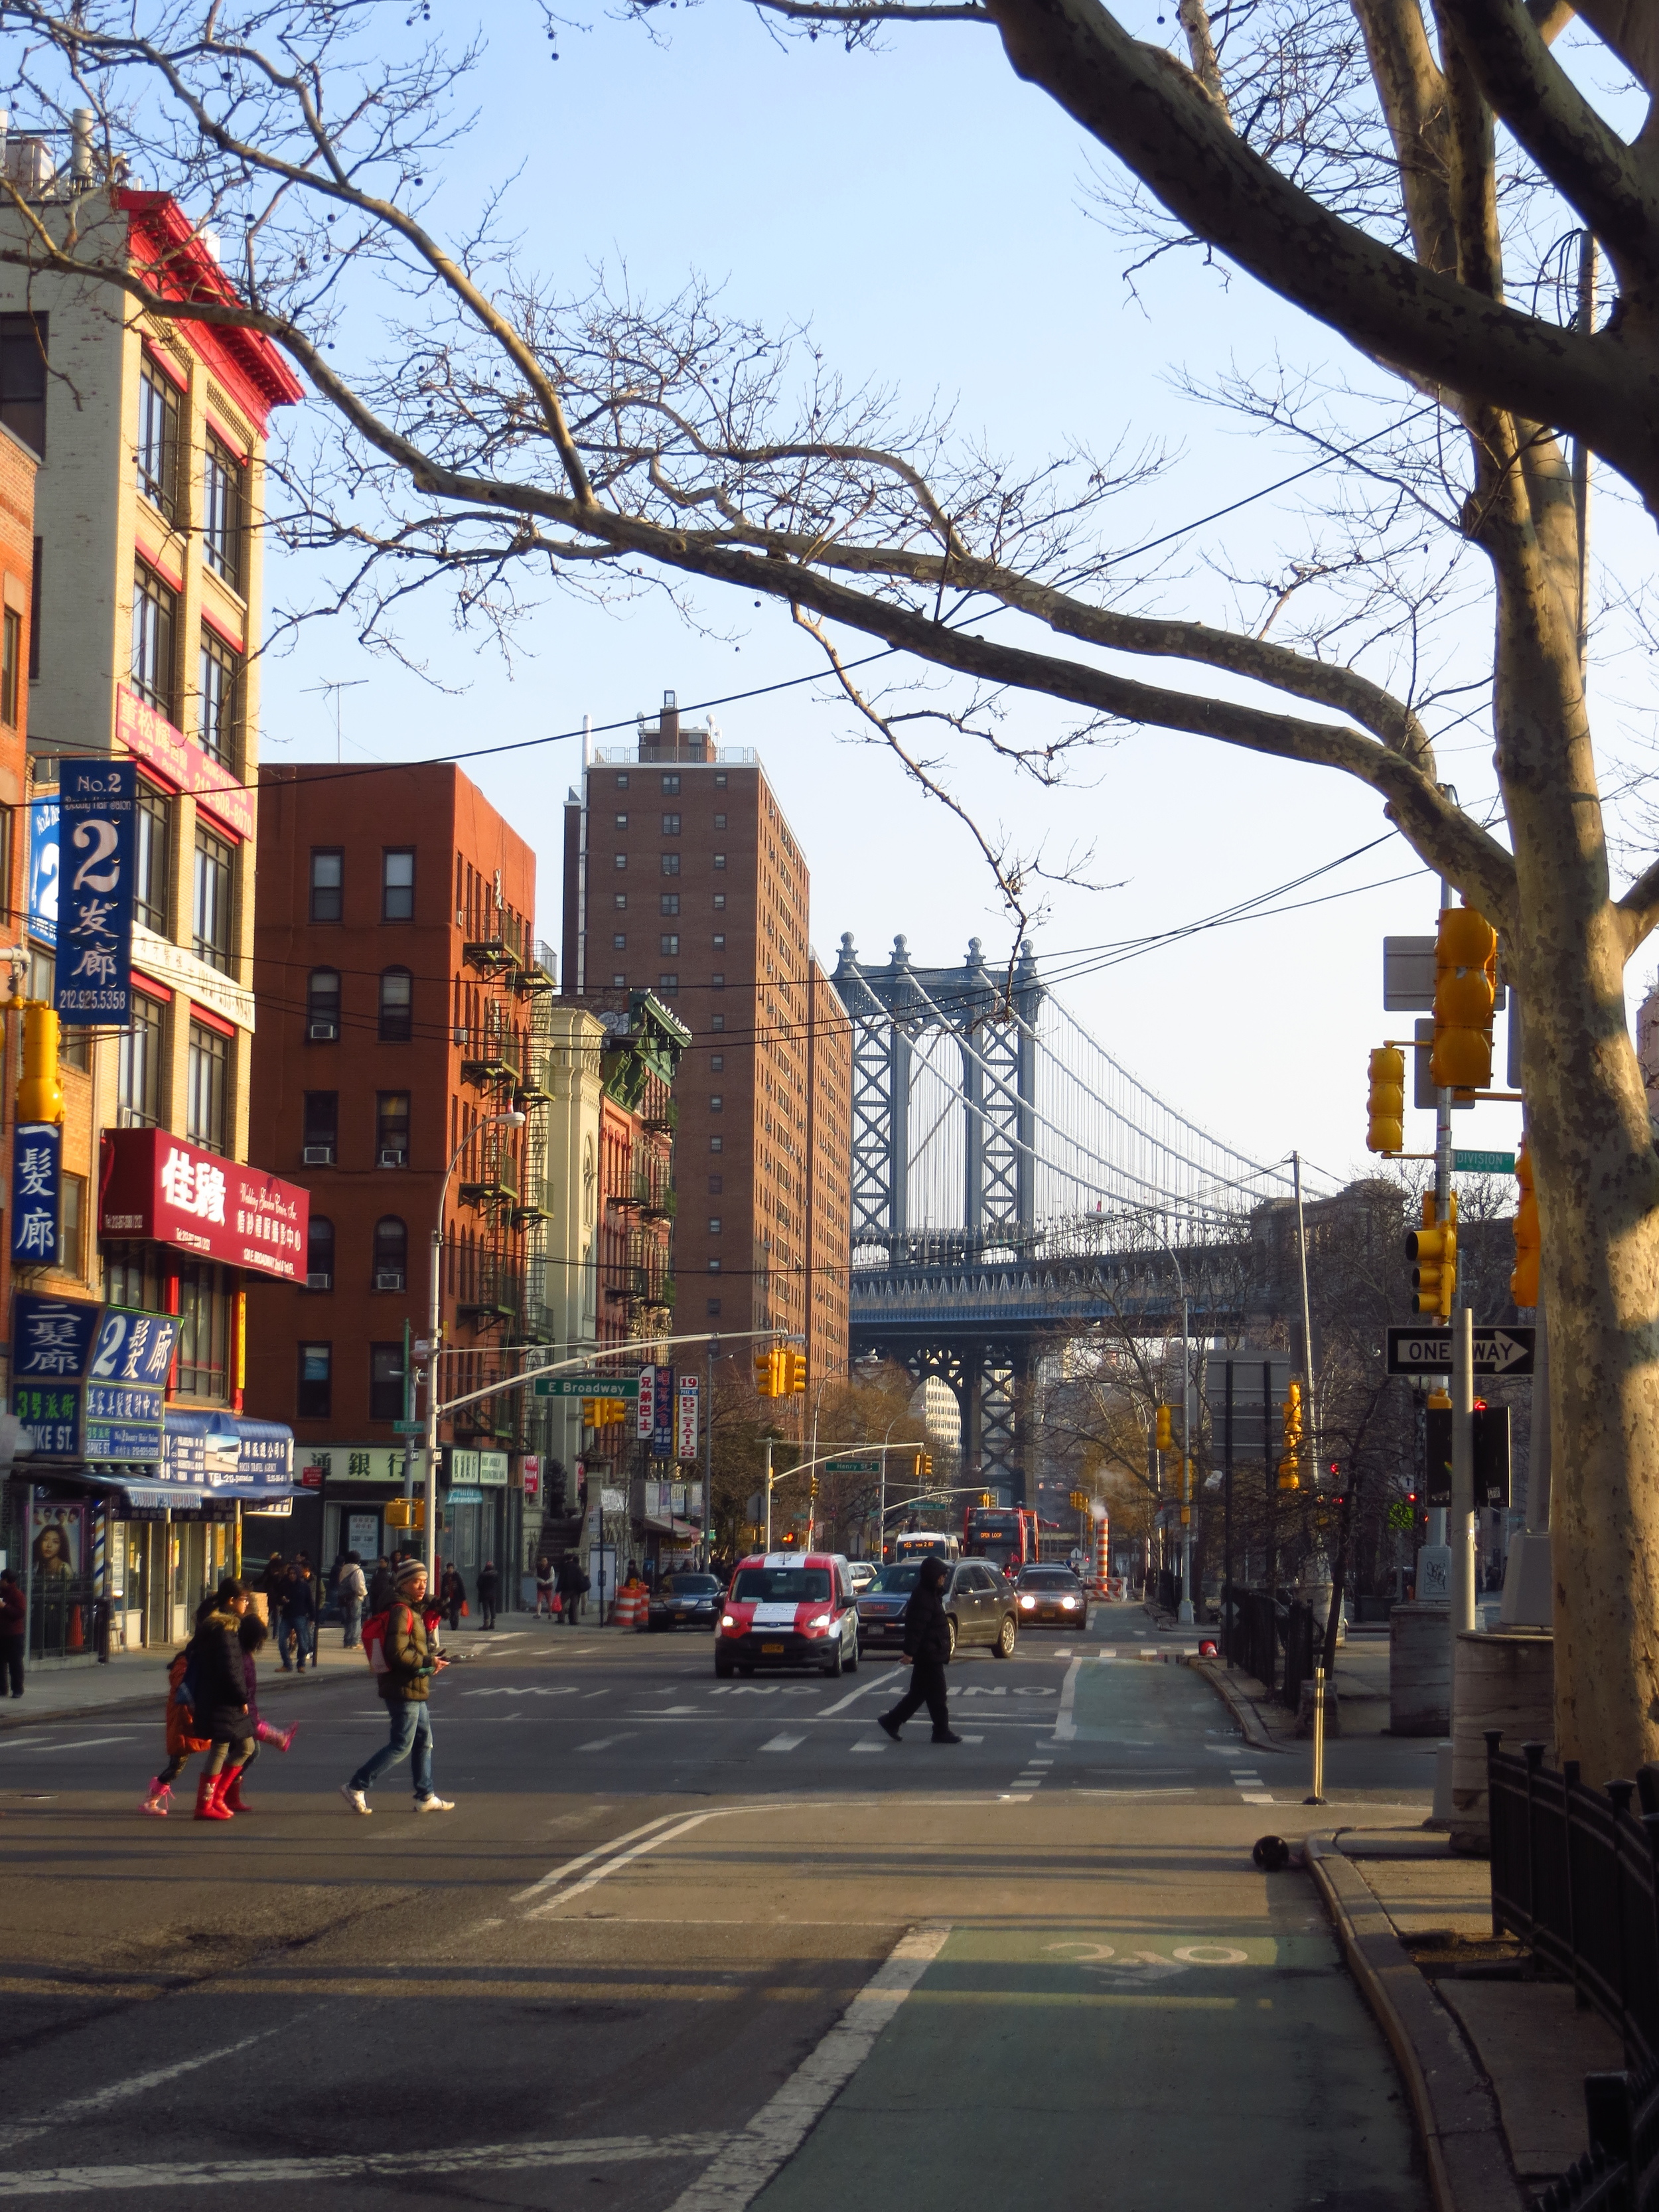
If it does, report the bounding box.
[962,1505,1039,1576]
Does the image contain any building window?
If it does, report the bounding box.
[297,1341,332,1420]
[307,1216,334,1291]
[303,1090,338,1162]
[710,1055,723,1070]
[709,1094,723,1112]
[708,1217,722,1234]
[661,853,680,877]
[708,1258,721,1273]
[713,853,726,871]
[615,773,629,788]
[175,1262,231,1400]
[660,893,680,916]
[661,773,680,794]
[137,356,182,519]
[711,1014,725,1031]
[104,1242,161,1315]
[614,812,628,830]
[714,772,727,788]
[708,1175,723,1193]
[202,432,245,591]
[117,994,165,1127]
[29,536,40,676]
[310,847,343,923]
[710,974,724,990]
[131,562,177,723]
[370,1343,405,1422]
[614,893,627,911]
[376,1092,410,1165]
[60,1173,85,1278]
[0,606,19,727]
[611,972,625,987]
[197,629,242,769]
[709,1135,723,1153]
[0,313,47,455]
[382,848,415,922]
[713,895,726,911]
[307,968,340,1038]
[135,782,170,933]
[660,933,680,956]
[707,1297,722,1316]
[662,812,681,836]
[713,813,727,830]
[713,933,726,949]
[378,967,413,1042]
[613,853,627,872]
[186,1021,229,1154]
[658,974,678,994]
[612,932,626,950]
[192,826,235,974]
[373,1218,408,1291]
[24,949,83,1070]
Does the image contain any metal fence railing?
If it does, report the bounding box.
[1221,1587,1318,1712]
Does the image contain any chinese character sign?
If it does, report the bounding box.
[635,1366,656,1442]
[653,1366,674,1457]
[56,759,136,1025]
[11,1122,59,1268]
[27,800,58,946]
[99,1128,308,1279]
[12,1293,101,1378]
[676,1376,699,1463]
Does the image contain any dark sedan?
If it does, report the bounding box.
[1014,1565,1090,1631]
[857,1558,1018,1661]
[647,1572,723,1631]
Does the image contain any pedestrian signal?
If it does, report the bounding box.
[385,1499,425,1529]
[1155,1404,1174,1453]
[1406,1191,1458,1316]
[1279,1381,1303,1492]
[1511,1138,1540,1307]
[1366,1046,1405,1155]
[1431,903,1497,1092]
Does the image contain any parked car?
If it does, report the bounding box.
[647,1572,723,1632]
[1014,1565,1091,1631]
[856,1558,1017,1661]
[715,1554,861,1677]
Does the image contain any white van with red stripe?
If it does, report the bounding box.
[715,1553,860,1678]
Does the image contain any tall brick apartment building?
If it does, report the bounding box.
[562,696,851,1414]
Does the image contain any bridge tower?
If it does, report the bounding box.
[832,933,1045,1505]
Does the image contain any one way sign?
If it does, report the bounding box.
[1387,1325,1536,1377]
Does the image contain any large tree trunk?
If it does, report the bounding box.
[1492,477,1659,1784]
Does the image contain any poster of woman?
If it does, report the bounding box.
[31,1508,80,1583]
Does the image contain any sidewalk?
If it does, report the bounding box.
[0,1613,626,1729]
[1192,1627,1391,1751]
[1307,1826,1621,2212]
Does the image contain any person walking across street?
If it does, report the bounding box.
[280,1561,319,1672]
[337,1552,367,1649]
[878,1555,962,1744]
[476,1560,499,1631]
[441,1562,467,1633]
[0,1567,25,1698]
[189,1578,260,1820]
[534,1554,555,1618]
[340,1560,453,1814]
[555,1549,586,1628]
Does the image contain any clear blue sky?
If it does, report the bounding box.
[258,3,1646,1199]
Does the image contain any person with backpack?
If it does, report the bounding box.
[141,1592,220,1815]
[476,1560,500,1632]
[337,1552,368,1649]
[555,1550,586,1627]
[340,1558,454,1814]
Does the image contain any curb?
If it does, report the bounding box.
[1304,1834,1524,2212]
[1189,1657,1288,1755]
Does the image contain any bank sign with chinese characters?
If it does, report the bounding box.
[11,1294,180,1464]
[99,1128,309,1280]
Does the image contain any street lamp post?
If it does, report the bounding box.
[1144,1222,1194,1625]
[423,1110,526,1579]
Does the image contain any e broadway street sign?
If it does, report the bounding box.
[534,1374,643,1399]
[1387,1325,1536,1378]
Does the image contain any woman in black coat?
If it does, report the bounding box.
[187,1578,257,1820]
[878,1556,962,1744]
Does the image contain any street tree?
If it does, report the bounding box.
[3,0,1657,1772]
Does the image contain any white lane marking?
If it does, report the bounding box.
[510,1812,694,1906]
[663,1925,949,2212]
[997,1793,1034,1803]
[32,1737,131,1753]
[849,1741,888,1753]
[1097,1648,1117,1658]
[1072,1787,1196,1798]
[523,1809,729,1921]
[759,1734,805,1754]
[0,1738,62,1752]
[575,1735,634,1753]
[0,2132,729,2195]
[1053,1649,1072,1659]
[960,1735,984,1744]
[1241,1793,1275,1805]
[1029,1758,1054,1767]
[1053,1658,1083,1742]
[0,2020,313,2154]
[819,1666,901,1716]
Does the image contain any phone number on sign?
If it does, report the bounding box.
[58,989,129,1011]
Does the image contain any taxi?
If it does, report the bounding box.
[715,1552,861,1678]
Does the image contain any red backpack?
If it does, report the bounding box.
[361,1609,393,1674]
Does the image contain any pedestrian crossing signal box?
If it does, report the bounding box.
[385,1499,425,1529]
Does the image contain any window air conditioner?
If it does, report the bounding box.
[378,1147,407,1168]
[374,1270,405,1291]
[308,1021,338,1041]
[306,1270,332,1291]
[302,1145,335,1165]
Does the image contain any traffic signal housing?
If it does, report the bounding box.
[1068,1488,1088,1512]
[920,1452,934,1481]
[785,1349,808,1394]
[385,1499,426,1530]
[1366,1046,1405,1155]
[17,1001,62,1126]
[754,1346,785,1398]
[1279,1380,1303,1492]
[1512,1138,1540,1307]
[1406,1192,1457,1317]
[1155,1404,1174,1454]
[1430,903,1497,1092]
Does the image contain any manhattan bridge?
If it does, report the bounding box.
[830,933,1338,1506]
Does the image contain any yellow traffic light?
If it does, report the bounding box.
[1279,1382,1303,1492]
[1406,1191,1458,1317]
[385,1499,426,1530]
[921,1452,934,1480]
[786,1350,808,1394]
[1366,1046,1405,1155]
[17,1002,62,1126]
[1154,1404,1174,1453]
[1068,1488,1088,1512]
[755,1346,785,1398]
[980,1491,994,1509]
[1431,903,1497,1092]
[810,1473,819,1501]
[1512,1139,1540,1308]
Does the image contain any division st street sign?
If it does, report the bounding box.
[1386,1325,1536,1377]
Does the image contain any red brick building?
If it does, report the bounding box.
[561,697,851,1429]
[246,762,551,1580]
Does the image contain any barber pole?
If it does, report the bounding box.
[1094,1512,1110,1594]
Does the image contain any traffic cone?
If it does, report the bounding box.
[67,1604,84,1651]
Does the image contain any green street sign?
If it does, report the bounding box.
[825,1456,881,1475]
[534,1374,643,1399]
[392,1420,425,1436]
[1452,1149,1516,1175]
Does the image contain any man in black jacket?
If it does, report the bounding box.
[878,1556,962,1743]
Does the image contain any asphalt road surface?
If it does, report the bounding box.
[0,1606,1431,2210]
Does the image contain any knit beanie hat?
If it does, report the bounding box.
[394,1558,427,1589]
